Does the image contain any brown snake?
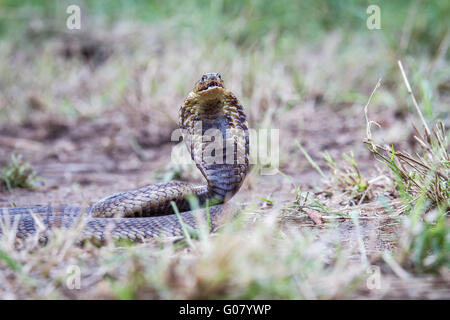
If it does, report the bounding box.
[0,73,249,241]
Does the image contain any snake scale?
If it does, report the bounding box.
[0,73,249,241]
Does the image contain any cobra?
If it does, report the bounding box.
[0,73,249,241]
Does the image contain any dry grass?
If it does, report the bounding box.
[364,63,449,274]
[0,206,367,299]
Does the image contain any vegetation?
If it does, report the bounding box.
[364,63,449,274]
[0,154,38,192]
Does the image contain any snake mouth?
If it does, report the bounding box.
[198,80,224,92]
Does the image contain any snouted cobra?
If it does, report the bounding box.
[0,73,249,241]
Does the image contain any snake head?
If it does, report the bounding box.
[193,73,225,99]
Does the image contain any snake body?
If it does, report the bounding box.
[0,73,249,241]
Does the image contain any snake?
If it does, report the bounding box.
[0,73,249,241]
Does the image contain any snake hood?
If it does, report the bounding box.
[180,73,249,202]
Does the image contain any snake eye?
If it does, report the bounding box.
[201,75,206,82]
[218,74,222,80]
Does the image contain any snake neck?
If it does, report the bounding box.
[180,87,249,203]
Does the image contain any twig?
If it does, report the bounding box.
[397,60,431,139]
[321,216,384,220]
[365,141,448,180]
[363,78,382,142]
[303,208,323,225]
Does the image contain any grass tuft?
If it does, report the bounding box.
[0,154,39,192]
[364,63,449,274]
